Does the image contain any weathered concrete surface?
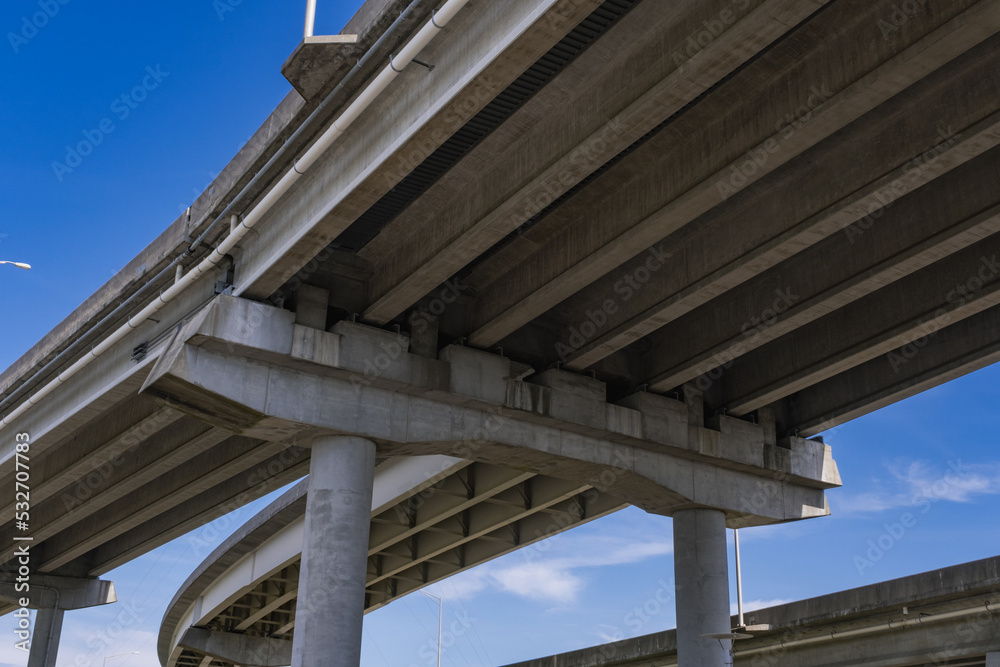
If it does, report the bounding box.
[0,574,115,611]
[290,435,375,667]
[27,607,63,667]
[673,509,730,666]
[141,295,839,526]
[179,628,291,666]
[3,0,1000,651]
[158,457,625,667]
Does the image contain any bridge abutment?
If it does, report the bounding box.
[290,435,376,667]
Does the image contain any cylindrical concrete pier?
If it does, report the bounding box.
[673,508,731,667]
[28,607,64,667]
[290,435,376,667]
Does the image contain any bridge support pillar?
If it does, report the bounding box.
[987,653,1000,667]
[290,435,376,667]
[673,508,730,667]
[27,607,64,667]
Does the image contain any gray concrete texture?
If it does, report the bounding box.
[141,295,839,527]
[290,435,376,667]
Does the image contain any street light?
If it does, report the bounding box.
[0,261,30,270]
[103,651,139,666]
[421,590,443,667]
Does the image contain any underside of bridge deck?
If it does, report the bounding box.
[2,0,999,664]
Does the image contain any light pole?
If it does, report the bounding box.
[421,590,442,667]
[103,651,139,666]
[0,261,30,270]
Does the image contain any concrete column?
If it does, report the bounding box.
[27,607,64,667]
[673,509,730,667]
[986,653,1000,667]
[291,435,376,667]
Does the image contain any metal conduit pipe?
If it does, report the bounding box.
[305,0,318,38]
[0,0,473,432]
[184,0,439,258]
[0,0,438,420]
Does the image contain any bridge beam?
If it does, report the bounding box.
[290,435,376,667]
[178,627,292,667]
[140,295,839,527]
[0,574,115,667]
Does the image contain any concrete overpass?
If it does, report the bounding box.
[156,455,625,667]
[501,556,1000,667]
[1,0,999,664]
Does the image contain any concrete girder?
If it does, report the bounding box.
[360,0,826,323]
[38,442,309,576]
[88,447,310,577]
[159,454,625,666]
[366,473,589,589]
[367,461,535,553]
[233,583,298,633]
[0,573,116,611]
[464,0,1000,349]
[558,46,1000,374]
[182,490,625,667]
[140,296,839,526]
[634,147,1000,394]
[0,418,218,559]
[718,229,1000,419]
[158,456,466,666]
[0,271,217,464]
[0,401,182,519]
[178,628,291,667]
[586,109,1000,384]
[237,0,607,301]
[367,491,626,606]
[787,301,1000,436]
[16,431,269,573]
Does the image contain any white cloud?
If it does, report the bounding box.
[492,562,583,604]
[830,459,1000,515]
[426,535,672,607]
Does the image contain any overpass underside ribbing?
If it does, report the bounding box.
[159,455,627,667]
[2,0,1000,664]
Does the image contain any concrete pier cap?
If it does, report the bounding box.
[140,295,840,529]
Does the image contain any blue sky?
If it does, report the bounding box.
[2,2,999,666]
